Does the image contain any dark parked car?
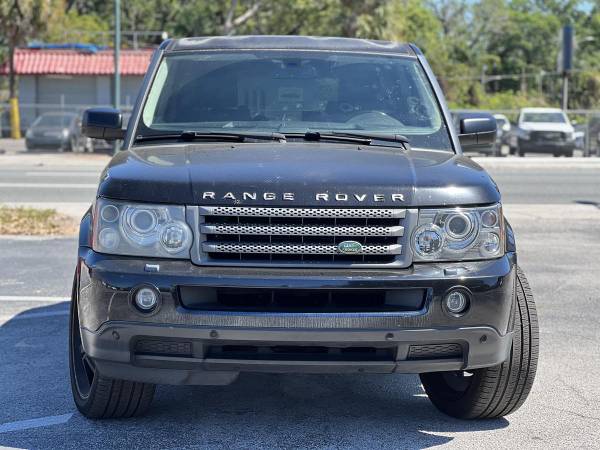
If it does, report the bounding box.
[25,112,92,152]
[72,36,538,420]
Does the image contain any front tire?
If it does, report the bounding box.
[69,276,155,419]
[420,266,538,419]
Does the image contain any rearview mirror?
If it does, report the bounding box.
[82,108,126,140]
[457,113,497,149]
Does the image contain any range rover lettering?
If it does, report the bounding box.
[72,36,538,420]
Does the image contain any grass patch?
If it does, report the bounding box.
[0,206,78,235]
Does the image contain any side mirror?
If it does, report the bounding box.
[82,107,125,140]
[457,113,497,149]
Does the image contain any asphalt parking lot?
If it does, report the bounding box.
[0,147,599,448]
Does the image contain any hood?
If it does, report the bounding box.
[520,122,574,133]
[98,143,500,207]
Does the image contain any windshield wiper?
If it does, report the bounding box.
[328,131,411,150]
[283,131,410,149]
[284,131,372,145]
[135,130,287,143]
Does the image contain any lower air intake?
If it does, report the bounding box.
[407,343,463,360]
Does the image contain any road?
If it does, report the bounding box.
[1,150,599,210]
[0,151,599,448]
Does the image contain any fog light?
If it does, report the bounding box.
[444,290,469,315]
[134,286,159,312]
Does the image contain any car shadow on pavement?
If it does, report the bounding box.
[0,304,508,450]
[574,200,600,209]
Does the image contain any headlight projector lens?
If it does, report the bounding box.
[444,290,469,315]
[130,209,157,234]
[445,213,473,239]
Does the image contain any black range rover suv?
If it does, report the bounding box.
[72,36,538,420]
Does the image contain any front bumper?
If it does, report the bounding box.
[25,136,68,149]
[77,249,517,385]
[518,138,574,153]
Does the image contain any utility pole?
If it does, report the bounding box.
[562,76,569,111]
[113,0,121,154]
[561,25,573,111]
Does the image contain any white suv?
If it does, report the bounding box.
[510,107,575,157]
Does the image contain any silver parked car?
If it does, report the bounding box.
[25,112,93,152]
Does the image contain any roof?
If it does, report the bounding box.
[0,48,153,76]
[166,35,414,55]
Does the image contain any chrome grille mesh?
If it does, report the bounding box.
[202,242,402,255]
[199,206,405,219]
[195,205,409,267]
[200,224,404,237]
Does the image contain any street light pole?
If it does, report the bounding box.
[561,74,569,111]
[113,0,121,154]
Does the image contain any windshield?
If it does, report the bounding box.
[521,112,566,124]
[33,114,75,128]
[139,51,452,150]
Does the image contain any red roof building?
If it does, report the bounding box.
[1,48,154,130]
[0,48,153,76]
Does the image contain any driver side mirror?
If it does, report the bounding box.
[457,113,497,149]
[82,107,126,140]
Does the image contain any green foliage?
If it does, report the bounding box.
[4,0,600,109]
[45,8,109,44]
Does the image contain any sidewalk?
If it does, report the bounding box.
[0,139,111,168]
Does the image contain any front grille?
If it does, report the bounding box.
[530,130,565,141]
[192,206,412,267]
[178,286,426,313]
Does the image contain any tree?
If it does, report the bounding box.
[44,7,109,45]
[0,0,51,137]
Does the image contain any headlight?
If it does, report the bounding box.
[412,204,504,261]
[62,128,70,138]
[565,131,574,141]
[93,198,192,258]
[520,130,530,140]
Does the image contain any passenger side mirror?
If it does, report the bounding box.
[457,113,497,149]
[82,107,126,140]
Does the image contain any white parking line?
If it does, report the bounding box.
[11,310,70,320]
[0,296,68,303]
[0,413,73,434]
[0,183,97,189]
